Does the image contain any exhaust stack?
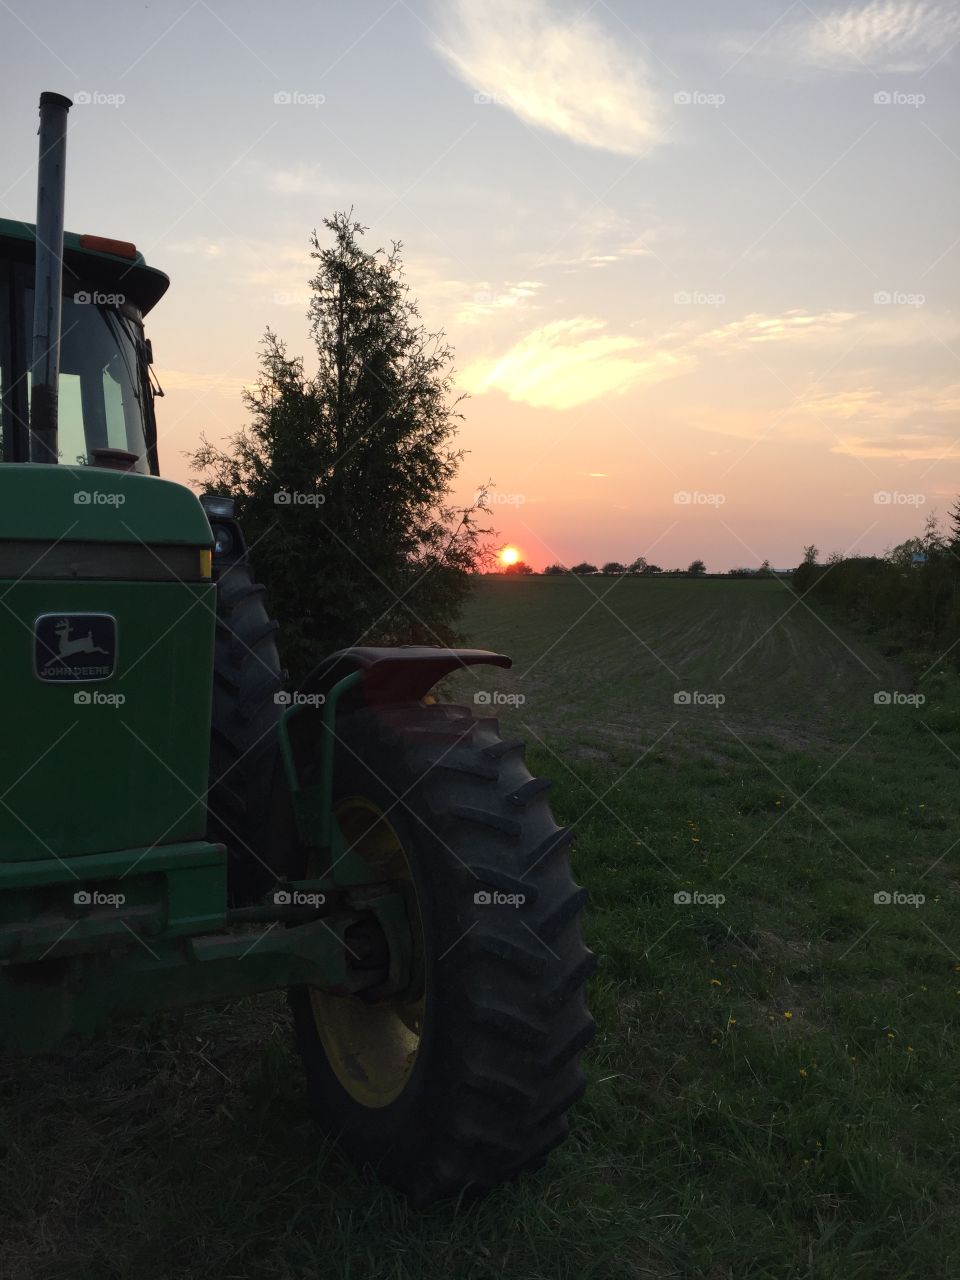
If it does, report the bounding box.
[29,91,72,465]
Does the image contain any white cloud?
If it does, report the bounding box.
[458,280,543,324]
[431,0,663,154]
[797,381,960,457]
[801,384,960,421]
[695,308,959,351]
[697,310,858,347]
[777,0,960,73]
[460,316,692,409]
[458,305,959,412]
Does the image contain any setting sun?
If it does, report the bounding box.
[500,546,520,567]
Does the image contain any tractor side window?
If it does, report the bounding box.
[0,277,7,459]
[58,372,86,465]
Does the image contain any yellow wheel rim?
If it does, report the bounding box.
[308,797,425,1108]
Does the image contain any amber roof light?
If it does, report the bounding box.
[79,233,137,259]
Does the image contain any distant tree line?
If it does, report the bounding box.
[792,508,960,666]
[501,557,781,577]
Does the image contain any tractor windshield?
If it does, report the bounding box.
[0,258,157,472]
[27,290,151,472]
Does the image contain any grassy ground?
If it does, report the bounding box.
[3,575,959,1278]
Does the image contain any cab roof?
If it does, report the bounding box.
[0,217,169,314]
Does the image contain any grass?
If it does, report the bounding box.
[2,575,959,1278]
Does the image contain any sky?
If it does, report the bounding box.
[1,0,958,571]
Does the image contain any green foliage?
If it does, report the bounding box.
[192,213,490,681]
[793,527,960,667]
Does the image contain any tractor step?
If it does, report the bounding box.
[0,839,228,963]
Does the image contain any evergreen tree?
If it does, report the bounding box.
[193,213,490,680]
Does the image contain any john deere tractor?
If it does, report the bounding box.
[0,93,594,1201]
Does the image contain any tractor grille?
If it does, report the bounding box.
[0,540,206,581]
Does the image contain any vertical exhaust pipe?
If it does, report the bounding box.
[29,91,72,465]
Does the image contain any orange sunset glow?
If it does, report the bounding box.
[6,2,951,578]
[499,546,521,567]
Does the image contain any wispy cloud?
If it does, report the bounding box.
[459,303,958,412]
[533,205,660,271]
[830,427,958,459]
[696,310,858,347]
[694,308,959,350]
[460,316,692,409]
[430,0,663,154]
[541,235,654,272]
[767,0,960,73]
[801,381,960,457]
[458,280,543,324]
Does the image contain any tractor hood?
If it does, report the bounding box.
[0,464,216,863]
[0,464,212,549]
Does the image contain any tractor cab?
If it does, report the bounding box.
[0,218,166,472]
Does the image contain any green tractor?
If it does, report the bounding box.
[0,93,595,1202]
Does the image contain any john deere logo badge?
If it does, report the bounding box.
[34,613,117,683]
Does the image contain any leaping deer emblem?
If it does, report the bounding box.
[54,617,108,658]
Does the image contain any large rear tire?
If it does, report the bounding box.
[208,559,284,905]
[288,700,596,1203]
